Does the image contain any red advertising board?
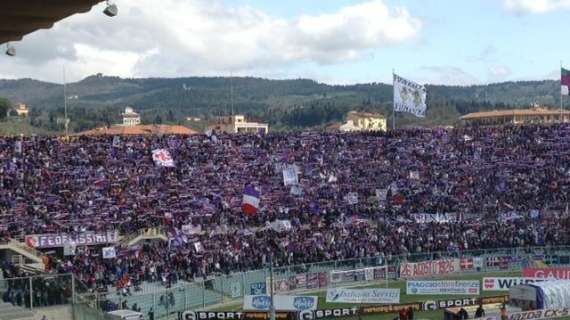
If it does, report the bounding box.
[522,268,570,280]
[399,259,459,279]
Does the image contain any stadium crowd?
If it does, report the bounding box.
[0,124,570,291]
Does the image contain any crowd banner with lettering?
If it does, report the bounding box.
[330,266,394,285]
[325,288,400,304]
[480,308,570,320]
[485,255,522,270]
[522,268,570,280]
[243,295,318,312]
[406,280,480,295]
[482,277,546,291]
[360,303,422,315]
[179,311,291,320]
[273,272,327,293]
[399,259,459,279]
[410,213,462,224]
[25,231,120,248]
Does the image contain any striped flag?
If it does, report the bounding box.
[242,185,260,216]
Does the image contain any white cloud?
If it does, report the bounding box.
[0,0,421,83]
[488,65,512,81]
[504,0,570,14]
[417,66,480,86]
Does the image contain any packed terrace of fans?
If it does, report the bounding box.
[1,125,569,291]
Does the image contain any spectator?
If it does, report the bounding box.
[474,304,485,318]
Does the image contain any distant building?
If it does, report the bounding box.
[207,115,269,134]
[186,117,201,122]
[460,106,570,126]
[339,111,387,132]
[12,103,29,117]
[122,107,141,127]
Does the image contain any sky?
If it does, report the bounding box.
[0,0,569,85]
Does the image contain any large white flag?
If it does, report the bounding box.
[393,74,427,118]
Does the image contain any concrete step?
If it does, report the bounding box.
[0,309,35,320]
[0,303,35,320]
[0,303,24,311]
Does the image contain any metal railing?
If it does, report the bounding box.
[119,227,167,246]
[8,238,45,261]
[0,273,73,310]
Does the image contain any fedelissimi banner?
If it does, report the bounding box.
[406,280,480,295]
[243,295,318,312]
[25,231,120,248]
[325,288,400,304]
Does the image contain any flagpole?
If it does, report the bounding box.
[561,61,564,123]
[392,69,396,131]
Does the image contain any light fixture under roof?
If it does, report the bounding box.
[103,0,118,17]
[5,43,15,56]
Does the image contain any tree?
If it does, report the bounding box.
[0,97,11,120]
[166,109,175,122]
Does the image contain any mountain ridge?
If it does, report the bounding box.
[0,75,564,132]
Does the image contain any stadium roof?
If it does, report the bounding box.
[460,107,570,120]
[0,0,104,44]
[77,125,199,136]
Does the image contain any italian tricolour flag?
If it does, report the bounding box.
[562,67,570,96]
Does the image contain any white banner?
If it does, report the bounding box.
[325,288,400,304]
[375,189,387,202]
[63,244,76,256]
[181,224,202,235]
[393,74,427,118]
[482,277,546,291]
[410,213,461,224]
[406,280,480,295]
[152,149,175,167]
[102,246,116,259]
[345,192,359,205]
[282,166,299,186]
[399,259,460,278]
[243,295,318,311]
[269,220,292,233]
